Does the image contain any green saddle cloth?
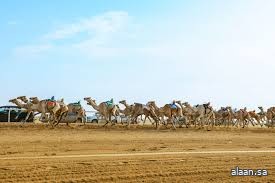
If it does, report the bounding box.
[46,96,55,102]
[70,101,81,107]
[105,100,113,107]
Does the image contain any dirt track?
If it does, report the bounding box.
[0,123,274,182]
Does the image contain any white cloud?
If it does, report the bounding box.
[13,11,136,59]
[43,11,131,40]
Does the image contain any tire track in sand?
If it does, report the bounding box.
[1,150,275,160]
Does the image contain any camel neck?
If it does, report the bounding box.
[89,101,100,111]
[123,102,130,108]
[14,100,26,109]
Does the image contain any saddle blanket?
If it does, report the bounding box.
[47,101,56,108]
[170,104,178,109]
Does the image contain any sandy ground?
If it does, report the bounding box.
[0,123,274,182]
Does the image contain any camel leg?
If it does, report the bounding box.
[54,111,67,127]
[171,117,176,130]
[103,120,109,127]
[143,116,147,126]
[242,120,246,128]
[111,113,117,126]
[148,116,152,123]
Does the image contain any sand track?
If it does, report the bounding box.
[0,123,274,182]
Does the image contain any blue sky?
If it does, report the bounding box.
[1,0,275,110]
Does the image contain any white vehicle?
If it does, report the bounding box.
[60,112,86,123]
[86,115,99,123]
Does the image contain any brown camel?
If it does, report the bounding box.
[175,101,191,128]
[234,108,254,128]
[17,96,29,103]
[147,101,182,129]
[119,100,134,122]
[29,97,68,126]
[65,102,86,124]
[130,103,156,127]
[248,110,263,127]
[257,106,267,123]
[9,98,34,123]
[183,102,215,129]
[216,107,233,127]
[29,97,50,122]
[52,99,69,126]
[84,97,118,127]
[266,107,275,127]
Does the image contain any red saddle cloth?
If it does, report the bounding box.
[47,101,56,108]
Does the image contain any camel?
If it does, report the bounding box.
[183,102,215,129]
[119,100,134,122]
[147,101,182,129]
[233,108,254,128]
[9,98,34,123]
[16,96,45,122]
[129,103,157,127]
[216,107,233,127]
[266,107,275,127]
[29,97,50,122]
[52,99,69,126]
[66,101,86,124]
[248,110,263,127]
[17,96,29,103]
[84,97,118,127]
[175,101,192,128]
[258,107,267,122]
[29,97,68,126]
[203,105,215,128]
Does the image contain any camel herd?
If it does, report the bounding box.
[8,96,275,129]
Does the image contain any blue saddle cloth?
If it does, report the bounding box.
[170,104,178,109]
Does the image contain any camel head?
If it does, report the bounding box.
[147,101,156,107]
[84,97,91,104]
[84,97,91,101]
[17,96,28,103]
[30,97,39,104]
[204,102,210,107]
[182,102,190,107]
[84,97,96,105]
[9,98,18,104]
[226,106,232,111]
[29,97,38,101]
[175,100,181,105]
[119,100,126,105]
[258,106,263,110]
